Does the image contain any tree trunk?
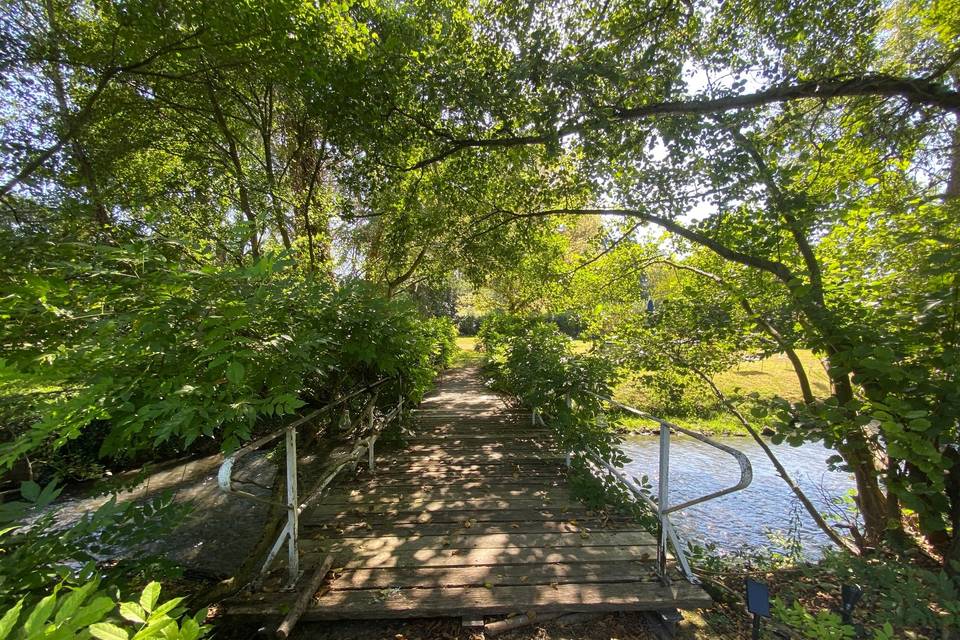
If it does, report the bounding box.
[204,78,260,259]
[688,362,857,553]
[43,0,110,231]
[261,84,291,250]
[826,363,890,547]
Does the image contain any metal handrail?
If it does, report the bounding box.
[534,392,752,585]
[217,378,390,502]
[590,393,753,514]
[217,377,400,586]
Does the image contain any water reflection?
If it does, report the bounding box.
[620,433,857,558]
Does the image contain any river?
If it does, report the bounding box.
[620,433,857,558]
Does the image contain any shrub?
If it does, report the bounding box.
[454,314,483,336]
[0,240,451,474]
[0,481,205,640]
[478,315,622,460]
[422,316,458,370]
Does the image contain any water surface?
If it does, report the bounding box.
[620,433,856,557]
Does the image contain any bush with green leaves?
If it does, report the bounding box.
[477,315,621,460]
[422,316,458,370]
[0,480,203,640]
[478,315,657,516]
[0,579,209,640]
[475,313,539,355]
[1,239,452,476]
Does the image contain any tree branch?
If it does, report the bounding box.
[407,74,960,170]
[654,259,815,405]
[509,208,799,285]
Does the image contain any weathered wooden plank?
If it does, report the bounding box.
[373,462,566,474]
[302,520,648,538]
[401,443,556,452]
[328,561,663,590]
[375,453,565,464]
[301,507,628,526]
[305,531,657,554]
[322,487,569,503]
[227,581,712,619]
[339,477,566,490]
[366,464,565,476]
[407,431,552,439]
[304,543,657,569]
[305,496,580,516]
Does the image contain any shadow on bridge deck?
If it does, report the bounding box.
[223,365,710,625]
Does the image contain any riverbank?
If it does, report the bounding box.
[619,413,750,437]
[458,337,826,438]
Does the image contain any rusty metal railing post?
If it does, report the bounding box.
[657,421,670,583]
[284,425,299,585]
[367,401,376,474]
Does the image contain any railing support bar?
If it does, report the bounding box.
[258,520,291,587]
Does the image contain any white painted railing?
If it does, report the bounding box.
[534,393,752,585]
[218,378,403,586]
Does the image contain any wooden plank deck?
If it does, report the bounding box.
[225,366,711,621]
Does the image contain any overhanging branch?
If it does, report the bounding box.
[408,73,960,170]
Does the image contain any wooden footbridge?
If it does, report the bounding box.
[221,366,745,632]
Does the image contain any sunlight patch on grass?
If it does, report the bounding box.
[452,336,483,367]
[620,413,748,436]
[570,339,592,354]
[714,350,831,403]
[456,336,477,351]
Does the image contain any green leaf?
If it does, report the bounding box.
[149,598,183,620]
[24,592,57,635]
[20,480,41,502]
[131,616,176,640]
[120,602,147,624]
[226,361,245,386]
[0,600,24,640]
[68,597,116,629]
[89,622,131,640]
[139,583,161,614]
[54,580,99,624]
[180,619,200,640]
[35,481,63,508]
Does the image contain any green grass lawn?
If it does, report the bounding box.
[456,336,478,352]
[454,335,823,436]
[714,350,830,403]
[452,336,484,366]
[454,335,591,356]
[617,350,831,436]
